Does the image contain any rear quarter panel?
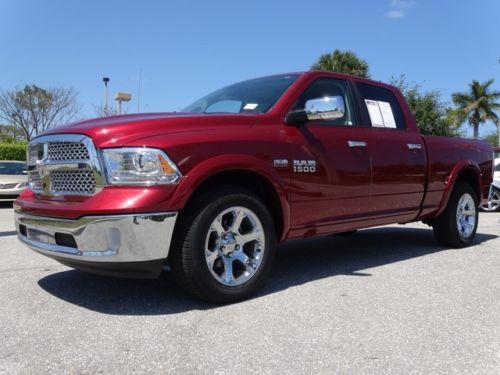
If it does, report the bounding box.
[419,135,493,219]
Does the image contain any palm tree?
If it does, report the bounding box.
[451,79,500,140]
[311,49,370,78]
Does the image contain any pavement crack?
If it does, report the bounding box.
[0,265,64,274]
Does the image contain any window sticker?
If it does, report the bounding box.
[365,100,396,128]
[365,99,384,127]
[378,101,396,128]
[243,103,258,110]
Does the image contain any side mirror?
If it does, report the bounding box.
[305,96,346,121]
[285,110,308,125]
[285,95,346,125]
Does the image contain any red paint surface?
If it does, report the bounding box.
[15,71,494,241]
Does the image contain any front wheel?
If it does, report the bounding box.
[171,187,276,303]
[432,182,478,248]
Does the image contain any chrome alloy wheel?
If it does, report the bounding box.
[481,190,500,212]
[456,193,476,239]
[204,206,266,286]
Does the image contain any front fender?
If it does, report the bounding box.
[170,154,291,240]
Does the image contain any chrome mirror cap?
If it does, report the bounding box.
[305,96,346,121]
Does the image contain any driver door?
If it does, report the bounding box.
[287,78,373,234]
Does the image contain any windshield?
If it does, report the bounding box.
[0,162,26,175]
[182,74,299,114]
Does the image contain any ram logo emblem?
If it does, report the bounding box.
[293,160,316,173]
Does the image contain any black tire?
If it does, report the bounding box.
[432,182,479,248]
[170,186,276,303]
[335,230,358,236]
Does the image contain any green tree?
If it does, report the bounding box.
[93,103,119,117]
[482,132,499,147]
[0,124,24,143]
[391,75,459,137]
[451,79,500,139]
[0,85,80,141]
[311,49,370,78]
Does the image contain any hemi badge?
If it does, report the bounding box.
[273,159,289,168]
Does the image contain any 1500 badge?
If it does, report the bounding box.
[293,160,316,173]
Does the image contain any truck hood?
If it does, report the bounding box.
[40,112,259,148]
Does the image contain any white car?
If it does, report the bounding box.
[481,156,500,212]
[0,161,28,202]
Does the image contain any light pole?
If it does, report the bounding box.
[114,92,131,115]
[102,77,110,114]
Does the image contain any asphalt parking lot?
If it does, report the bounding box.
[0,203,499,375]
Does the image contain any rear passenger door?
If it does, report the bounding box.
[356,82,426,221]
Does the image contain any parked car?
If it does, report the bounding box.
[0,161,28,201]
[480,147,500,211]
[14,71,493,303]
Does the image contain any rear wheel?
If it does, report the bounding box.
[171,187,276,303]
[432,182,478,248]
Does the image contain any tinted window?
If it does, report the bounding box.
[358,83,406,129]
[292,78,355,126]
[183,74,299,114]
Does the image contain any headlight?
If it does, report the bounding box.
[102,148,181,185]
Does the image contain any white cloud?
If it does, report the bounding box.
[388,10,405,19]
[387,0,416,19]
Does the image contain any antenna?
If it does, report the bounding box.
[137,69,142,113]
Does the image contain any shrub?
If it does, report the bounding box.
[0,142,27,161]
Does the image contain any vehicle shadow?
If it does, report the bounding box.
[37,226,497,315]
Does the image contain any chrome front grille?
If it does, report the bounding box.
[29,170,42,191]
[51,170,96,194]
[27,134,104,196]
[47,141,90,161]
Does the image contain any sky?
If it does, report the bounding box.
[1,0,499,137]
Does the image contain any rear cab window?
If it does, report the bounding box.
[357,82,406,129]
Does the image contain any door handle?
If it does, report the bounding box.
[407,143,423,150]
[348,141,367,148]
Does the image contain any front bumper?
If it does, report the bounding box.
[15,211,178,278]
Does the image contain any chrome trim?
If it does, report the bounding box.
[407,143,423,150]
[305,96,346,121]
[27,134,105,196]
[15,211,178,263]
[348,140,367,148]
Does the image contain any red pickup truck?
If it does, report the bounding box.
[14,72,493,303]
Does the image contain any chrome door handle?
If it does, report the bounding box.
[348,141,367,148]
[407,143,423,150]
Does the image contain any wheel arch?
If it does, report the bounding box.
[171,155,290,241]
[435,161,482,217]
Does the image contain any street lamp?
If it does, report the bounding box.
[114,92,131,115]
[102,77,110,114]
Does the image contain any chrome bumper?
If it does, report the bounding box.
[15,211,178,263]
